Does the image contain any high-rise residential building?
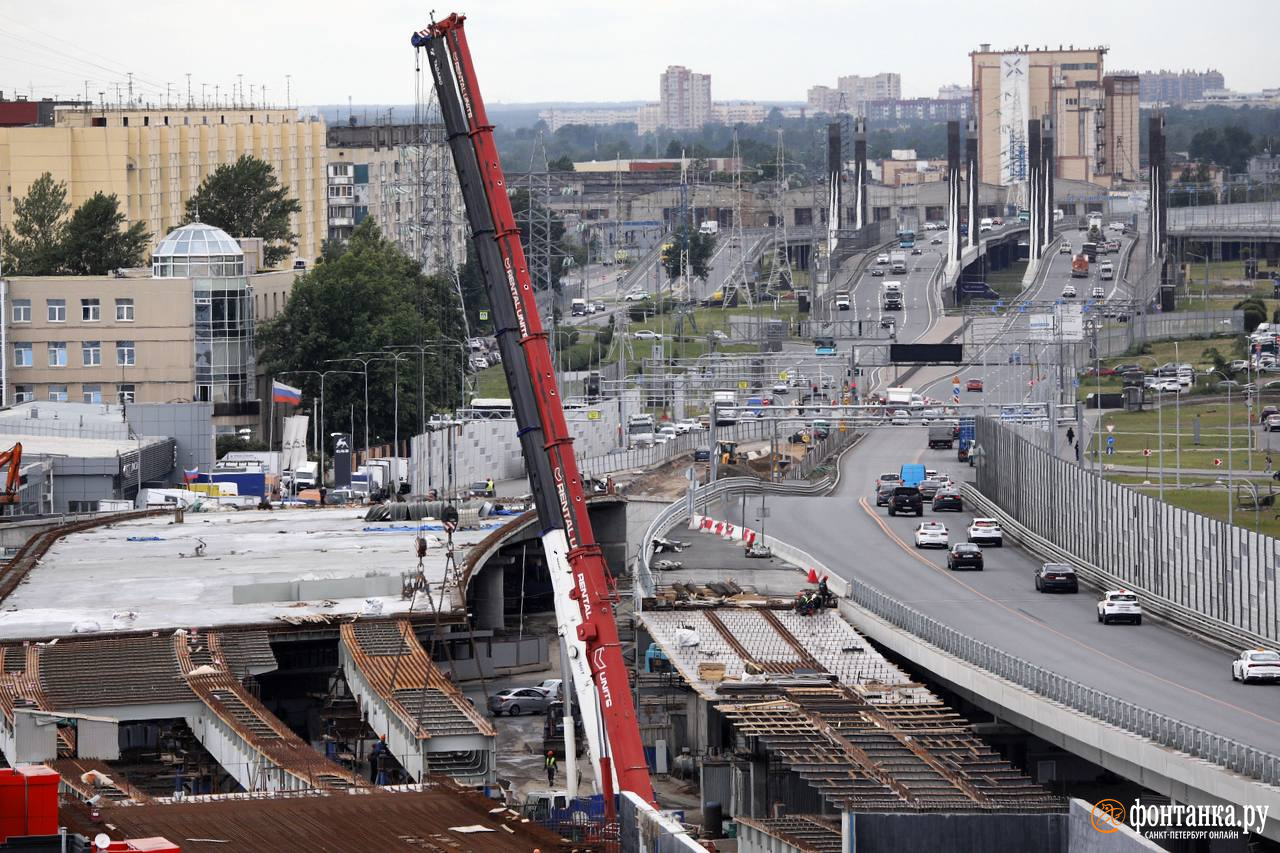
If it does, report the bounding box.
[837,73,902,108]
[3,222,299,436]
[712,102,768,125]
[659,66,712,130]
[807,85,842,114]
[1137,69,1226,105]
[866,98,970,122]
[937,84,972,101]
[971,44,1140,187]
[0,102,327,264]
[1101,75,1141,180]
[325,124,466,275]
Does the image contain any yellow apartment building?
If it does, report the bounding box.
[0,102,327,265]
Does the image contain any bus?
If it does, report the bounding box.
[897,229,916,249]
[814,336,837,357]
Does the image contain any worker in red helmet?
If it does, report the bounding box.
[544,750,557,786]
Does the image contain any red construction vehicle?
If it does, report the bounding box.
[0,443,24,504]
[412,15,655,813]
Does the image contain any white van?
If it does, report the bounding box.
[979,217,994,232]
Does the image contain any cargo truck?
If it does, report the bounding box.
[886,387,913,407]
[927,424,955,449]
[835,290,851,311]
[890,251,907,274]
[1071,255,1089,278]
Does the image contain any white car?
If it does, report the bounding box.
[1061,284,1077,298]
[920,408,942,424]
[914,521,949,549]
[875,472,902,490]
[632,330,662,340]
[772,382,790,394]
[1059,242,1072,254]
[876,254,890,265]
[657,424,678,439]
[535,678,563,700]
[891,409,911,426]
[1231,649,1280,684]
[623,290,648,301]
[1150,379,1182,393]
[967,518,1004,547]
[1097,590,1142,625]
[653,433,672,444]
[1091,286,1105,298]
[673,420,694,435]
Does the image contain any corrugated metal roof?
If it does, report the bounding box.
[60,784,576,852]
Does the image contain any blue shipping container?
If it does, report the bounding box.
[202,471,266,498]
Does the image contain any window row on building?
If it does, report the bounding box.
[13,383,135,404]
[13,341,136,368]
[12,298,134,324]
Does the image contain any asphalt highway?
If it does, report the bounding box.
[720,225,1280,755]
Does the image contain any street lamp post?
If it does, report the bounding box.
[1217,476,1260,532]
[1212,371,1236,527]
[278,369,361,490]
[325,356,377,489]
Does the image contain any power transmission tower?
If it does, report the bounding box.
[725,131,754,309]
[522,133,557,295]
[765,130,793,300]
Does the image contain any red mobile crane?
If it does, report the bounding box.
[0,443,24,504]
[412,15,655,811]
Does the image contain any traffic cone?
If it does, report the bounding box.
[807,568,819,584]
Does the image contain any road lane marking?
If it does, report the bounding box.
[854,496,1280,727]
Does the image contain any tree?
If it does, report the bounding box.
[1,172,69,275]
[61,193,151,275]
[661,226,716,282]
[258,220,467,444]
[547,155,575,172]
[1234,297,1267,333]
[184,155,302,267]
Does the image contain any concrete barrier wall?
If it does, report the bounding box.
[408,415,621,491]
[1067,799,1162,853]
[849,811,1066,853]
[619,790,706,853]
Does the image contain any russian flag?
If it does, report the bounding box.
[183,467,200,483]
[272,380,302,406]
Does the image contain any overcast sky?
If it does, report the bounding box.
[2,1,1276,109]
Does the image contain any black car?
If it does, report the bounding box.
[1035,562,1079,593]
[932,490,963,512]
[947,543,984,571]
[888,486,924,517]
[693,447,711,462]
[875,482,896,506]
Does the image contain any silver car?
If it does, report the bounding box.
[487,687,550,716]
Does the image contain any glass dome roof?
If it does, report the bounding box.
[153,222,244,258]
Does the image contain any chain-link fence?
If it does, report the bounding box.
[975,417,1279,643]
[1092,309,1243,359]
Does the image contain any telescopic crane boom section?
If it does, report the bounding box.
[412,14,656,807]
[0,443,24,504]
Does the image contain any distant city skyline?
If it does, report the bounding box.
[1,0,1276,109]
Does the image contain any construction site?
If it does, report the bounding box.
[0,12,1175,853]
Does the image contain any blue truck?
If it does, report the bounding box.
[957,417,976,464]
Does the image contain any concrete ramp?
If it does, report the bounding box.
[339,621,495,786]
[176,631,365,793]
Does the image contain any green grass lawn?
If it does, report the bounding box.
[1106,477,1280,536]
[1089,396,1280,471]
[627,303,799,337]
[987,261,1029,299]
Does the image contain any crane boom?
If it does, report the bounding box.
[412,14,655,808]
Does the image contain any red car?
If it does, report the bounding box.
[966,378,983,392]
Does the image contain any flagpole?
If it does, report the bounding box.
[268,378,276,475]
